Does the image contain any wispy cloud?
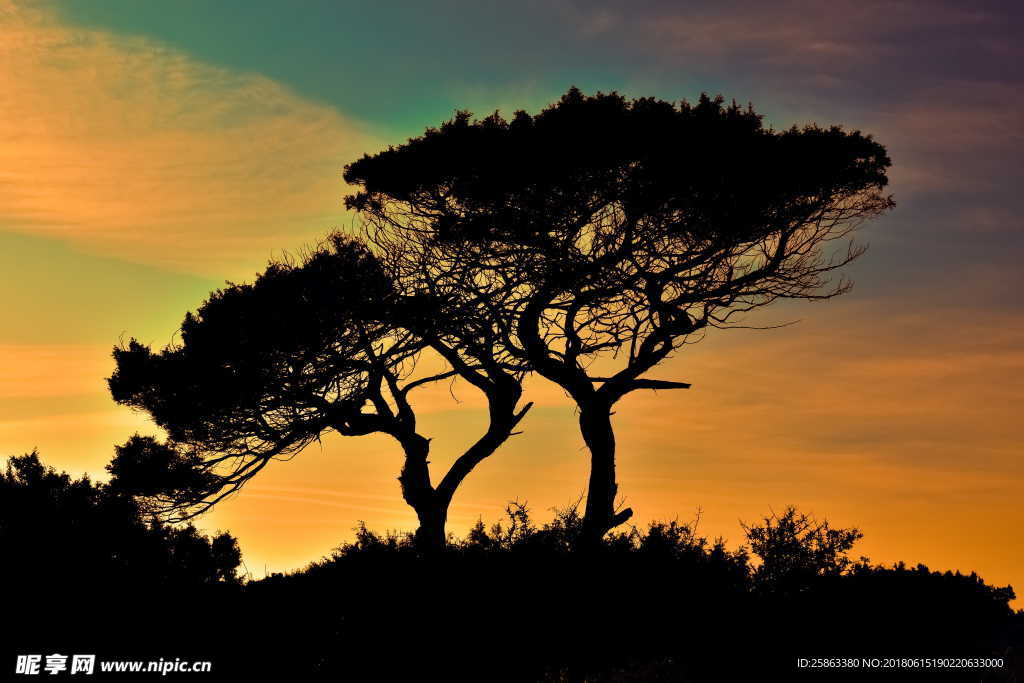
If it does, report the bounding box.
[0,0,379,278]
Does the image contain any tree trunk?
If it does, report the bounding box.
[396,432,448,553]
[579,400,632,548]
[412,501,448,552]
[393,382,531,553]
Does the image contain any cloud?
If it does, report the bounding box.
[0,0,380,278]
[558,0,1013,77]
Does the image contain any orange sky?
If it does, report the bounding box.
[1,0,1021,604]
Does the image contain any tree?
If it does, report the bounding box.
[343,87,894,545]
[108,235,531,550]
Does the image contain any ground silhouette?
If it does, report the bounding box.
[4,454,1019,681]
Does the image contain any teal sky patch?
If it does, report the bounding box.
[0,230,219,345]
[50,0,703,136]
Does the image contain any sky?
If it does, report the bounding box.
[1,0,1021,598]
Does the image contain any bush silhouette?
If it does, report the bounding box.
[1,450,240,589]
[742,505,864,594]
[231,503,1018,681]
[1,451,241,661]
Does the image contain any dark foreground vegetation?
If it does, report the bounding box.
[4,454,1021,681]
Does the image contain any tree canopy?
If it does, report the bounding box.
[344,87,894,542]
[109,238,402,513]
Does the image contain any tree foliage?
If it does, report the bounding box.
[108,237,407,517]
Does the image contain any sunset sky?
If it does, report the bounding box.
[2,0,1021,599]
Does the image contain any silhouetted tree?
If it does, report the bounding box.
[108,236,531,550]
[344,87,894,544]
